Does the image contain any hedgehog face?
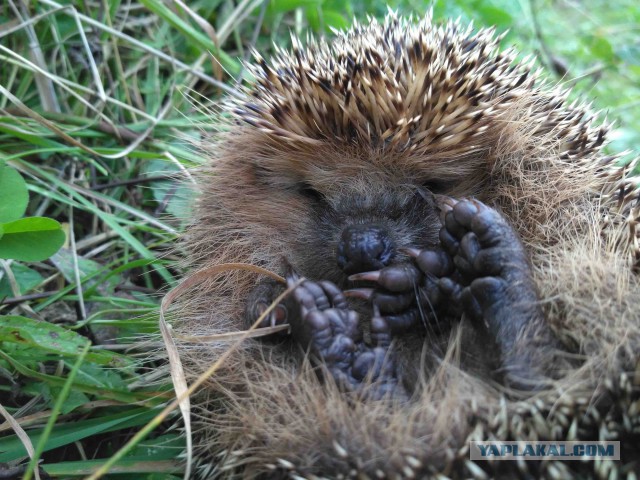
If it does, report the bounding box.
[291,181,441,285]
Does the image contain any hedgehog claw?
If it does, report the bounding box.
[398,247,421,258]
[348,271,382,283]
[245,279,290,331]
[344,288,375,300]
[436,195,458,221]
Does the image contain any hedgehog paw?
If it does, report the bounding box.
[431,198,549,389]
[347,261,453,334]
[286,277,404,400]
[245,279,289,330]
[436,198,541,325]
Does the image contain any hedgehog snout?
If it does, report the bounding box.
[336,224,395,275]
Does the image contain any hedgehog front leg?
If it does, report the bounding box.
[416,198,555,390]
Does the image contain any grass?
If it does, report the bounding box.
[0,0,638,478]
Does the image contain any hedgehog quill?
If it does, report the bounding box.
[173,12,640,478]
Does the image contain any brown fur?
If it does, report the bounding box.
[172,13,640,479]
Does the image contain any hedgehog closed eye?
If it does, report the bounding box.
[421,179,455,194]
[297,182,324,202]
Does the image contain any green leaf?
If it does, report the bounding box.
[0,262,44,297]
[49,248,118,291]
[75,363,128,390]
[0,348,154,404]
[25,377,90,414]
[59,389,91,414]
[35,459,182,477]
[587,35,615,61]
[143,159,191,221]
[0,408,160,462]
[268,0,321,14]
[0,163,29,223]
[138,0,240,75]
[321,10,349,30]
[0,217,66,261]
[474,5,513,28]
[125,434,185,460]
[0,123,66,149]
[0,315,130,367]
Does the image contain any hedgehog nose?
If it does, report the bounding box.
[336,224,395,275]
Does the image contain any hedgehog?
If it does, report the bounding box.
[171,12,640,479]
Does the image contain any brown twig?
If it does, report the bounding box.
[92,174,175,191]
[0,291,58,306]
